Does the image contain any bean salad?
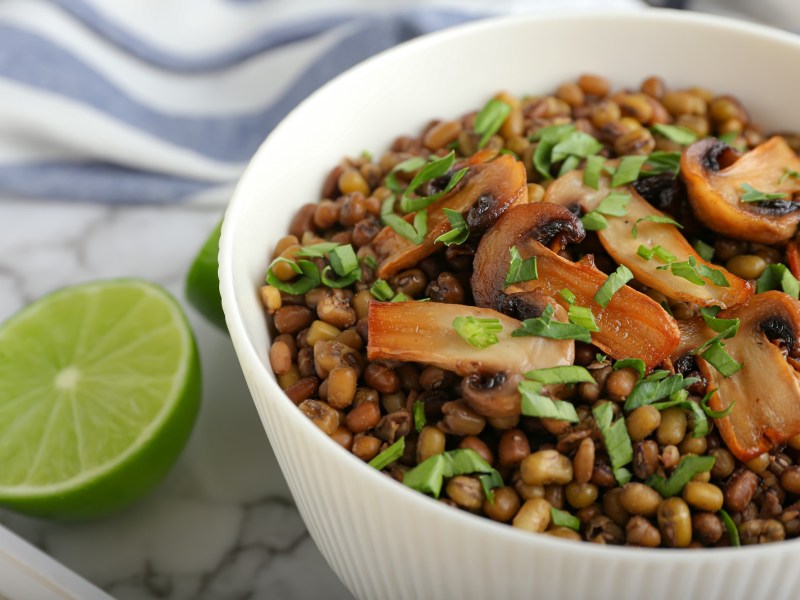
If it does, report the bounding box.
[262,74,800,548]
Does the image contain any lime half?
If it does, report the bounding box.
[0,279,201,519]
[185,219,226,330]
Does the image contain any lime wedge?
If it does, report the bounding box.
[185,219,226,330]
[0,279,201,520]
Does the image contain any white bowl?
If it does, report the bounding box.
[220,9,800,600]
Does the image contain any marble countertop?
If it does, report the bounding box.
[0,198,353,600]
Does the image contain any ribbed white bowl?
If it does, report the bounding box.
[220,10,800,599]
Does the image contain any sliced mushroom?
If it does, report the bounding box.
[372,153,527,279]
[544,169,751,308]
[366,300,574,417]
[472,203,680,370]
[681,136,800,244]
[670,291,800,461]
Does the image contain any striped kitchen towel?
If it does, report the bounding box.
[0,0,642,205]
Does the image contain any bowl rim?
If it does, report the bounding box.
[220,7,800,559]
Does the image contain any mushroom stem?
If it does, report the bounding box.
[681,136,800,244]
[672,291,800,461]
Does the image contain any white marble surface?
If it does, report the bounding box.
[0,198,353,599]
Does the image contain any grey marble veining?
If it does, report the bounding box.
[0,199,353,600]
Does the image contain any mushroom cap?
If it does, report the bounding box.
[681,136,800,244]
[372,153,527,279]
[673,291,800,461]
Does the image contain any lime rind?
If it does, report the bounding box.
[0,279,201,519]
[185,219,227,330]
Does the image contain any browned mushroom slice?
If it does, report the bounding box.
[367,300,574,417]
[671,292,800,461]
[544,170,751,308]
[682,136,800,244]
[372,154,527,279]
[472,203,680,370]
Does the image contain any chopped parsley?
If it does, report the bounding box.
[593,402,633,485]
[651,123,698,145]
[611,155,648,187]
[368,437,406,470]
[434,208,470,246]
[647,455,716,497]
[756,264,800,299]
[505,246,538,285]
[512,304,592,343]
[631,215,683,239]
[266,258,321,295]
[474,98,512,148]
[452,316,503,349]
[403,449,502,499]
[624,372,700,411]
[740,183,788,203]
[593,265,633,308]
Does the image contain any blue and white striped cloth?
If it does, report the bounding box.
[1,0,795,205]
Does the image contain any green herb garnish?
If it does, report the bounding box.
[550,507,581,531]
[368,437,406,470]
[646,455,715,497]
[778,167,800,185]
[631,215,683,238]
[400,151,469,213]
[651,390,709,438]
[756,263,800,298]
[523,365,594,386]
[651,124,698,145]
[583,155,605,190]
[385,156,426,193]
[637,244,677,264]
[611,155,648,187]
[657,256,729,287]
[613,358,646,380]
[624,372,700,411]
[519,381,580,422]
[434,208,470,246]
[568,305,600,332]
[693,239,715,262]
[642,151,682,177]
[453,316,503,349]
[740,183,789,203]
[581,211,609,231]
[593,402,633,485]
[295,241,340,258]
[474,98,512,148]
[370,279,395,301]
[551,131,603,163]
[413,400,427,433]
[329,244,359,276]
[719,509,741,547]
[266,258,321,295]
[700,341,743,377]
[700,388,735,419]
[532,125,602,180]
[594,265,633,308]
[403,449,502,499]
[321,266,361,288]
[382,199,428,245]
[512,304,592,343]
[505,246,538,285]
[560,288,577,305]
